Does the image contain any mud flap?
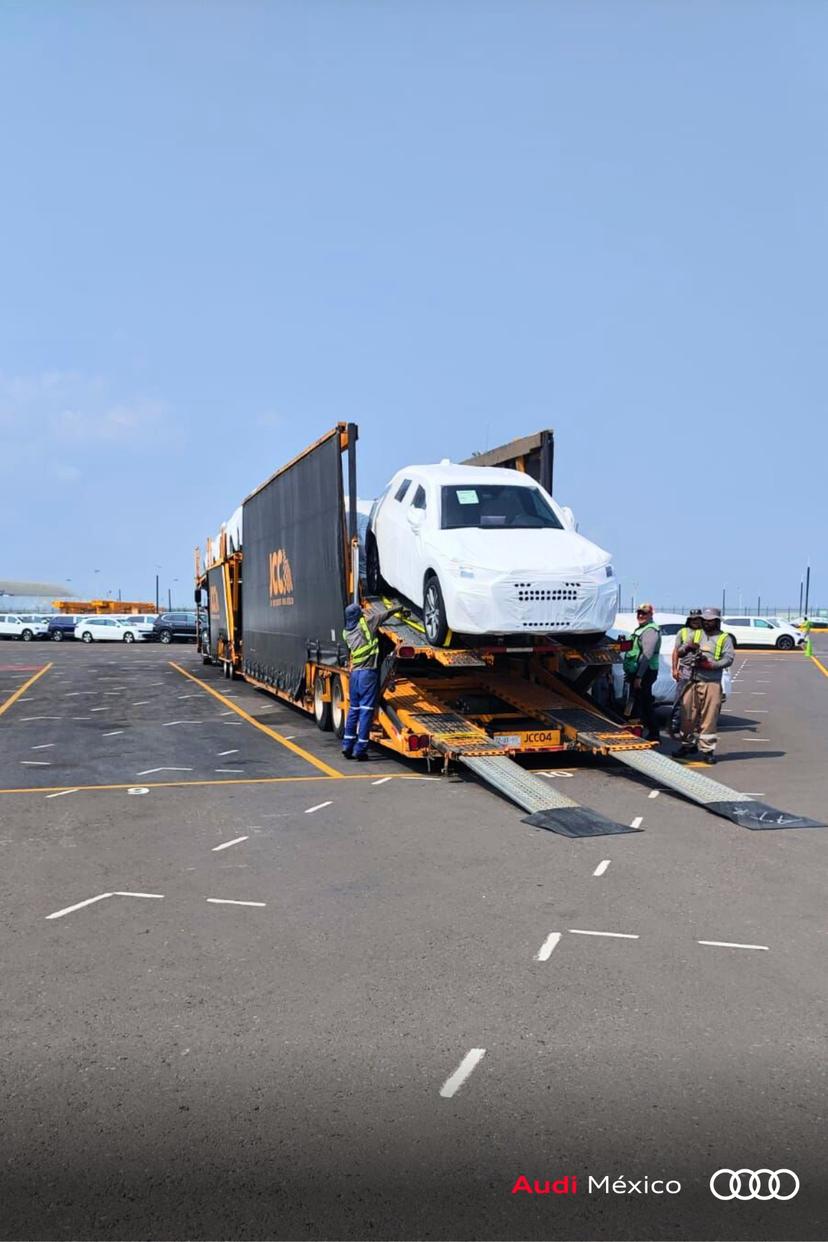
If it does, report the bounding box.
[706,801,827,831]
[522,808,644,838]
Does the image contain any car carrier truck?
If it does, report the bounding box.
[193,424,820,837]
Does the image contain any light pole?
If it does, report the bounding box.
[155,566,162,612]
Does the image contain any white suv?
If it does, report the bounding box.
[0,613,50,641]
[74,617,146,643]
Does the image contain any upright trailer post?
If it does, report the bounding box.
[346,422,359,605]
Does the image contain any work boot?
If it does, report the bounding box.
[702,753,717,765]
[673,745,696,758]
[354,751,369,763]
[341,750,354,760]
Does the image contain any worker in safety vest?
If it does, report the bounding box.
[341,601,406,760]
[670,608,703,740]
[673,606,734,764]
[622,603,662,741]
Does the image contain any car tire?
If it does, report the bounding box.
[330,674,346,739]
[81,631,93,643]
[366,536,386,596]
[423,574,449,646]
[51,630,64,641]
[123,632,135,643]
[776,634,795,650]
[313,674,333,731]
[159,630,172,644]
[21,629,33,642]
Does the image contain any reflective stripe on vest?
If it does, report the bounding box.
[692,628,728,659]
[342,615,379,663]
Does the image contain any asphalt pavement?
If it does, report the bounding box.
[0,638,825,1240]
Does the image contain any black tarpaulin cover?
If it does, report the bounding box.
[242,433,346,698]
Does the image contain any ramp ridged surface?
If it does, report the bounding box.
[615,749,826,829]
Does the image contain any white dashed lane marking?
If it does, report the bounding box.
[212,836,249,852]
[534,932,561,961]
[630,816,643,829]
[206,898,266,908]
[698,940,769,951]
[592,859,611,877]
[439,1048,486,1098]
[569,928,639,940]
[305,801,333,814]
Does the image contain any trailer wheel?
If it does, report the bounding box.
[330,675,347,739]
[313,675,333,731]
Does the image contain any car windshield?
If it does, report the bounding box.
[440,484,563,530]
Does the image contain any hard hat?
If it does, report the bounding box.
[636,602,654,614]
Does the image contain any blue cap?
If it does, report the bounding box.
[344,603,362,628]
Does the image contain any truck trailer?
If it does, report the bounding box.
[194,424,821,836]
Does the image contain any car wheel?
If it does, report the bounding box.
[51,630,63,641]
[330,674,346,739]
[82,631,93,643]
[159,630,172,644]
[776,634,795,650]
[423,574,449,646]
[21,629,33,642]
[366,536,386,596]
[313,674,333,731]
[123,631,135,643]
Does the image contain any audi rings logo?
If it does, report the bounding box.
[710,1169,800,1201]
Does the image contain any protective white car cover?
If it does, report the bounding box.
[368,464,617,636]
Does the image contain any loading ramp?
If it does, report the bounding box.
[370,597,826,834]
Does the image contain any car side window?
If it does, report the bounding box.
[724,618,749,626]
[394,478,412,502]
[411,485,427,511]
[753,619,772,628]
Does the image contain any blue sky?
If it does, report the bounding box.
[1,1,824,611]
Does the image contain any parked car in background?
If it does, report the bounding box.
[17,614,51,639]
[74,617,145,643]
[112,614,157,639]
[48,614,80,640]
[0,613,50,641]
[611,613,732,706]
[151,611,198,643]
[721,616,803,649]
[366,463,616,645]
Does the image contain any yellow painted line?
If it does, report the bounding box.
[810,655,828,680]
[168,661,343,779]
[0,772,418,796]
[0,663,52,718]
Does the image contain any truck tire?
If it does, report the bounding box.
[423,574,449,646]
[313,674,332,731]
[330,675,347,739]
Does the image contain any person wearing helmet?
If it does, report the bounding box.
[341,600,406,760]
[674,606,734,764]
[622,602,662,741]
[670,608,703,742]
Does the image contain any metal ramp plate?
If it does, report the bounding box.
[460,755,641,838]
[613,749,826,830]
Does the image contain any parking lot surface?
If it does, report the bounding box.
[1,642,826,1240]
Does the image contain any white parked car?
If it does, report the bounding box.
[611,613,733,705]
[721,616,803,650]
[112,613,157,639]
[366,464,617,645]
[74,617,146,643]
[0,613,50,641]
